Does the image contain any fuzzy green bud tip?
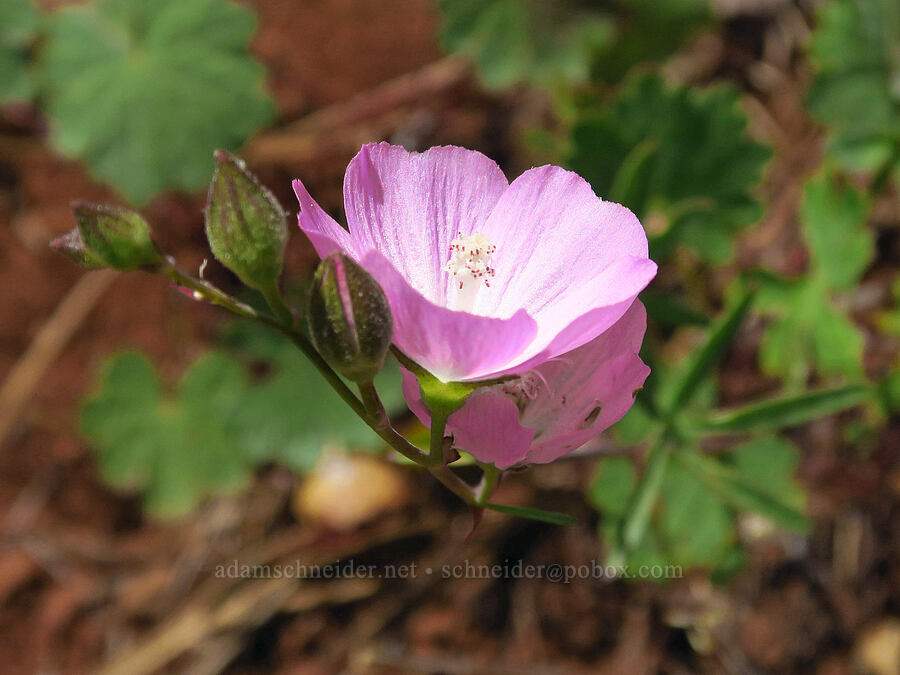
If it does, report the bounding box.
[71,201,162,270]
[205,150,287,294]
[308,253,393,384]
[50,227,107,269]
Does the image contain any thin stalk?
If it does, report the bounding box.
[261,285,295,328]
[607,427,670,567]
[476,463,501,505]
[163,260,475,503]
[428,465,477,506]
[429,410,449,465]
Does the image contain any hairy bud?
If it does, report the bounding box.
[70,201,162,270]
[307,253,393,384]
[50,227,107,269]
[205,150,287,294]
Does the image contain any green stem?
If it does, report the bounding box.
[261,284,295,328]
[429,410,449,466]
[429,465,477,506]
[163,260,477,503]
[476,463,501,505]
[608,429,671,566]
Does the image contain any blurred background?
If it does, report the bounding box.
[0,0,898,673]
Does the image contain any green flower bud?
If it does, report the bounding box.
[205,150,287,295]
[308,253,393,384]
[50,227,107,269]
[71,201,162,270]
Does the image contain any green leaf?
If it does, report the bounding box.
[82,330,411,516]
[438,0,612,89]
[587,457,635,518]
[807,0,900,181]
[725,437,805,514]
[0,0,38,103]
[641,289,710,328]
[802,174,873,290]
[40,0,274,204]
[569,76,771,263]
[483,502,578,525]
[696,384,871,434]
[661,287,754,414]
[81,352,251,518]
[660,458,734,566]
[677,449,809,532]
[757,173,872,380]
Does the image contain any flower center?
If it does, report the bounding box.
[443,231,496,313]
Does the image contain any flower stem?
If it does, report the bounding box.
[261,284,295,328]
[162,259,477,504]
[476,463,501,505]
[428,410,449,465]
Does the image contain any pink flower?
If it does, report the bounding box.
[293,142,656,383]
[402,301,650,468]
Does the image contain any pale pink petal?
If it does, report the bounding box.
[524,353,649,465]
[343,143,509,304]
[520,301,650,463]
[467,165,655,369]
[401,370,535,469]
[293,178,356,258]
[364,251,537,382]
[403,302,649,467]
[491,257,656,377]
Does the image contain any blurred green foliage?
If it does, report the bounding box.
[438,0,613,89]
[589,291,870,577]
[82,352,251,518]
[82,323,405,517]
[756,173,873,383]
[808,0,900,184]
[40,0,274,204]
[0,0,37,103]
[569,76,771,263]
[437,0,709,90]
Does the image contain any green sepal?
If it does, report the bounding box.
[72,201,162,270]
[205,151,287,296]
[50,227,108,269]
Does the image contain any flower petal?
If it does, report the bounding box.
[480,166,649,315]
[469,165,655,369]
[363,250,538,382]
[401,369,535,469]
[414,302,650,468]
[343,143,509,304]
[293,178,356,258]
[496,256,656,376]
[520,301,650,464]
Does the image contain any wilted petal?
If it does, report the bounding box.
[343,143,509,304]
[519,301,649,463]
[401,302,649,467]
[401,370,535,468]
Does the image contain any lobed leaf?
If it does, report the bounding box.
[569,76,771,263]
[40,0,274,204]
[807,0,900,182]
[0,0,38,103]
[438,0,613,89]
